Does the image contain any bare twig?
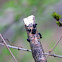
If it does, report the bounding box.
[0,34,17,62]
[44,53,62,58]
[49,36,62,53]
[44,36,62,61]
[0,43,31,52]
[0,43,62,58]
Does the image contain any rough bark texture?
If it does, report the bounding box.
[24,16,47,62]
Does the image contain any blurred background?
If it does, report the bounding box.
[0,0,62,62]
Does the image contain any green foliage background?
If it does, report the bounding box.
[0,0,62,62]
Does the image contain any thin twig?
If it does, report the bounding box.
[44,36,62,61]
[0,43,31,52]
[44,53,62,58]
[0,34,17,62]
[49,36,62,53]
[0,43,62,58]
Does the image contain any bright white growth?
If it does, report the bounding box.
[23,15,35,26]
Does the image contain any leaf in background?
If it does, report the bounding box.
[52,12,61,21]
[52,12,62,26]
[56,21,60,26]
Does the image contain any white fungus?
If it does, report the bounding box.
[23,15,35,26]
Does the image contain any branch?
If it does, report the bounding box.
[45,36,62,61]
[0,43,62,58]
[45,53,62,58]
[49,36,62,53]
[0,34,17,62]
[0,43,31,52]
[23,15,47,62]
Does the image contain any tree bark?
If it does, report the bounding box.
[23,15,47,62]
